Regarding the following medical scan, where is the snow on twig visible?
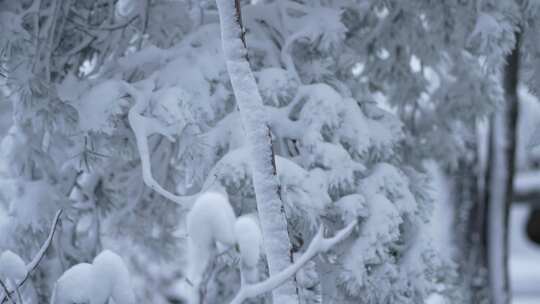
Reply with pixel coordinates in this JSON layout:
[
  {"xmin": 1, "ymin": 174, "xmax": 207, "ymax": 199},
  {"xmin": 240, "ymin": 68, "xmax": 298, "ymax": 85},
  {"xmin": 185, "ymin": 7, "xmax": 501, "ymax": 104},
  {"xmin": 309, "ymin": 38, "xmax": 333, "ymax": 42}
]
[
  {"xmin": 0, "ymin": 209, "xmax": 63, "ymax": 304},
  {"xmin": 229, "ymin": 220, "xmax": 357, "ymax": 304}
]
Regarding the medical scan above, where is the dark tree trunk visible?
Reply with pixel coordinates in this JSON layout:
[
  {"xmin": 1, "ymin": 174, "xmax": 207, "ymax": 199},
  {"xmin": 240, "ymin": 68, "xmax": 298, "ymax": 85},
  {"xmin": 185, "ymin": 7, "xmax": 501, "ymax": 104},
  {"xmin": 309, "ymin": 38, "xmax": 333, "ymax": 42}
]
[
  {"xmin": 450, "ymin": 142, "xmax": 490, "ymax": 303},
  {"xmin": 483, "ymin": 31, "xmax": 521, "ymax": 304},
  {"xmin": 526, "ymin": 208, "xmax": 540, "ymax": 245}
]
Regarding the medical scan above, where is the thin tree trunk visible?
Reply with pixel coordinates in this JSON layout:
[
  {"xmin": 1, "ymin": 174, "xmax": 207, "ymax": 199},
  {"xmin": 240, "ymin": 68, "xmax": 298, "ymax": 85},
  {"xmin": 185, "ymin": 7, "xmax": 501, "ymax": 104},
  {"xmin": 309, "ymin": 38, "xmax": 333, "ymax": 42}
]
[
  {"xmin": 485, "ymin": 31, "xmax": 521, "ymax": 304},
  {"xmin": 215, "ymin": 1, "xmax": 300, "ymax": 303},
  {"xmin": 450, "ymin": 150, "xmax": 490, "ymax": 303}
]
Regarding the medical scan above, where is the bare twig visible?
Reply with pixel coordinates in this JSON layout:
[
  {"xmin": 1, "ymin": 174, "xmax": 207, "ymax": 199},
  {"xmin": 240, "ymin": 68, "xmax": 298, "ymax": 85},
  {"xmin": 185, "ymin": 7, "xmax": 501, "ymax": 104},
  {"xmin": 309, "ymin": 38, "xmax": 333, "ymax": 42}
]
[
  {"xmin": 68, "ymin": 14, "xmax": 139, "ymax": 31},
  {"xmin": 0, "ymin": 210, "xmax": 63, "ymax": 304},
  {"xmin": 14, "ymin": 287, "xmax": 22, "ymax": 304},
  {"xmin": 0, "ymin": 280, "xmax": 14, "ymax": 304}
]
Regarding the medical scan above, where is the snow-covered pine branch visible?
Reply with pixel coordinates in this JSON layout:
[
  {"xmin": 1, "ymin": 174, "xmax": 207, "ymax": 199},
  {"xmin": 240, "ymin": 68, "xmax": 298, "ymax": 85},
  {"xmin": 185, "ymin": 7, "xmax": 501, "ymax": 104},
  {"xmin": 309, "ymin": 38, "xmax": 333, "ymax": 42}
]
[
  {"xmin": 0, "ymin": 209, "xmax": 62, "ymax": 304},
  {"xmin": 215, "ymin": 0, "xmax": 300, "ymax": 303},
  {"xmin": 229, "ymin": 220, "xmax": 357, "ymax": 304}
]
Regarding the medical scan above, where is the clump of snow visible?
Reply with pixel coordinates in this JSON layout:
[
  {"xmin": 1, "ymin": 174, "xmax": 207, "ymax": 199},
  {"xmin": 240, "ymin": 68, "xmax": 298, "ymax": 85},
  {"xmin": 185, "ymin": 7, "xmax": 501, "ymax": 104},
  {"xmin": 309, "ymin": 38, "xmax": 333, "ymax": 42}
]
[
  {"xmin": 0, "ymin": 250, "xmax": 26, "ymax": 284},
  {"xmin": 187, "ymin": 192, "xmax": 237, "ymax": 249},
  {"xmin": 235, "ymin": 215, "xmax": 262, "ymax": 268},
  {"xmin": 365, "ymin": 108, "xmax": 404, "ymax": 156},
  {"xmin": 74, "ymin": 80, "xmax": 128, "ymax": 135},
  {"xmin": 116, "ymin": 0, "xmax": 139, "ymax": 17},
  {"xmin": 51, "ymin": 263, "xmax": 96, "ymax": 304},
  {"xmin": 93, "ymin": 250, "xmax": 136, "ymax": 304},
  {"xmin": 51, "ymin": 250, "xmax": 135, "ymax": 304},
  {"xmin": 186, "ymin": 192, "xmax": 237, "ymax": 287},
  {"xmin": 235, "ymin": 215, "xmax": 262, "ymax": 283},
  {"xmin": 337, "ymin": 162, "xmax": 429, "ymax": 301},
  {"xmin": 8, "ymin": 180, "xmax": 59, "ymax": 231},
  {"xmin": 0, "ymin": 125, "xmax": 29, "ymax": 177},
  {"xmin": 333, "ymin": 194, "xmax": 369, "ymax": 223},
  {"xmin": 256, "ymin": 68, "xmax": 298, "ymax": 107},
  {"xmin": 470, "ymin": 12, "xmax": 504, "ymax": 46},
  {"xmin": 149, "ymin": 86, "xmax": 192, "ymax": 127},
  {"xmin": 337, "ymin": 97, "xmax": 371, "ymax": 157},
  {"xmin": 296, "ymin": 84, "xmax": 343, "ymax": 129},
  {"xmin": 56, "ymin": 73, "xmax": 90, "ymax": 102},
  {"xmin": 425, "ymin": 293, "xmax": 447, "ymax": 304},
  {"xmin": 360, "ymin": 163, "xmax": 417, "ymax": 215}
]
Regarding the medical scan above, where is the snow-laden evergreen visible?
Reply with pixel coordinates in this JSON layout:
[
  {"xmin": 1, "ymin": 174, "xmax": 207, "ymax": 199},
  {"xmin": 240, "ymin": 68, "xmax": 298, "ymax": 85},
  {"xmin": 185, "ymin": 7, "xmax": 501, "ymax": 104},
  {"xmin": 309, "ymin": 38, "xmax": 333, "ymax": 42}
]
[{"xmin": 1, "ymin": 0, "xmax": 539, "ymax": 303}]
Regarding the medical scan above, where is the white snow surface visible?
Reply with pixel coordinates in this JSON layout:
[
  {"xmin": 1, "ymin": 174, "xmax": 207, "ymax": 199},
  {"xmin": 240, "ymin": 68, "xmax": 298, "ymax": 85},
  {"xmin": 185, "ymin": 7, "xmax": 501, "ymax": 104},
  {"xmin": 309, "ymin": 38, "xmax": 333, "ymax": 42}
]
[
  {"xmin": 0, "ymin": 250, "xmax": 26, "ymax": 283},
  {"xmin": 235, "ymin": 215, "xmax": 262, "ymax": 268},
  {"xmin": 187, "ymin": 192, "xmax": 237, "ymax": 250},
  {"xmin": 185, "ymin": 192, "xmax": 236, "ymax": 289},
  {"xmin": 235, "ymin": 215, "xmax": 262, "ymax": 284},
  {"xmin": 51, "ymin": 250, "xmax": 135, "ymax": 304}
]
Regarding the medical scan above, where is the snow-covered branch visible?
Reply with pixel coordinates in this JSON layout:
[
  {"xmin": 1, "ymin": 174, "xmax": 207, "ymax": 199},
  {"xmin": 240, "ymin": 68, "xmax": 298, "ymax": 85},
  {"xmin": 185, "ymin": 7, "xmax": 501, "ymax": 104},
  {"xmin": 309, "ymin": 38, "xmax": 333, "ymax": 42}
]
[
  {"xmin": 216, "ymin": 0, "xmax": 301, "ymax": 302},
  {"xmin": 229, "ymin": 220, "xmax": 357, "ymax": 304},
  {"xmin": 123, "ymin": 81, "xmax": 195, "ymax": 208},
  {"xmin": 0, "ymin": 209, "xmax": 63, "ymax": 304}
]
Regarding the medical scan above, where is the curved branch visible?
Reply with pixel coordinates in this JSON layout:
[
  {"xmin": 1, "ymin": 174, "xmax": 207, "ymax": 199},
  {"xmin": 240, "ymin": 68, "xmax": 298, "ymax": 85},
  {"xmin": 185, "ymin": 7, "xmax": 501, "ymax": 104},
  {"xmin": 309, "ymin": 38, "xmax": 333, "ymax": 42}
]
[
  {"xmin": 280, "ymin": 30, "xmax": 304, "ymax": 82},
  {"xmin": 0, "ymin": 209, "xmax": 63, "ymax": 304},
  {"xmin": 123, "ymin": 81, "xmax": 195, "ymax": 208},
  {"xmin": 230, "ymin": 220, "xmax": 357, "ymax": 304}
]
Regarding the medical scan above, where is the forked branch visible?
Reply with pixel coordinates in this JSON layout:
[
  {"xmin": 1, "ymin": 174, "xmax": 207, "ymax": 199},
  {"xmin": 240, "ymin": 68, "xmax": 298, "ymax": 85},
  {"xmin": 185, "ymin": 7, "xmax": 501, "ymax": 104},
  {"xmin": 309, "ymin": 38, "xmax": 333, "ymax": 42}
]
[{"xmin": 229, "ymin": 220, "xmax": 357, "ymax": 304}]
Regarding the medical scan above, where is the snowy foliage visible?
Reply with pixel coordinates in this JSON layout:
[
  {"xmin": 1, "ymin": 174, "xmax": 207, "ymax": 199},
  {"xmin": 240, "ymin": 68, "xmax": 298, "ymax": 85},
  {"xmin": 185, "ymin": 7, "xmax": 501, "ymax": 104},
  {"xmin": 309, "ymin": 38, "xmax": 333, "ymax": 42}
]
[{"xmin": 1, "ymin": 0, "xmax": 533, "ymax": 303}]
